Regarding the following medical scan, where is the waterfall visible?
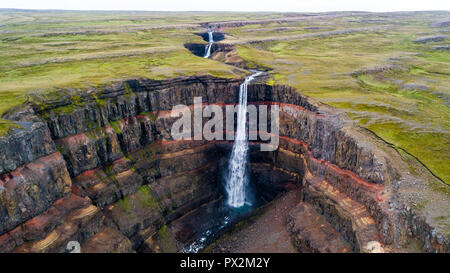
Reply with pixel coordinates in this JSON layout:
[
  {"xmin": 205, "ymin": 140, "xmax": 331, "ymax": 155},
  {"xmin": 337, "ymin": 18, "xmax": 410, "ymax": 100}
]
[
  {"xmin": 203, "ymin": 31, "xmax": 214, "ymax": 58},
  {"xmin": 225, "ymin": 71, "xmax": 262, "ymax": 208}
]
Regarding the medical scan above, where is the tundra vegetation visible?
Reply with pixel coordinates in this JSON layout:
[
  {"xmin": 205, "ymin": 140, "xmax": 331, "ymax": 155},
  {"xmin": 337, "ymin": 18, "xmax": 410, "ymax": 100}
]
[{"xmin": 0, "ymin": 9, "xmax": 449, "ymax": 183}]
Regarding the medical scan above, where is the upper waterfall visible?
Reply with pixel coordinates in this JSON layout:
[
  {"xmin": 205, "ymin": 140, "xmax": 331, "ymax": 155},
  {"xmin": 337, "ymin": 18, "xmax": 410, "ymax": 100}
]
[{"xmin": 203, "ymin": 30, "xmax": 214, "ymax": 58}]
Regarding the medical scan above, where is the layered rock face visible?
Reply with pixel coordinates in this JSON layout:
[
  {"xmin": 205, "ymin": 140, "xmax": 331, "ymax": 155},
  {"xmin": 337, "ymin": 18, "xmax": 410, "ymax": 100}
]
[{"xmin": 0, "ymin": 76, "xmax": 448, "ymax": 253}]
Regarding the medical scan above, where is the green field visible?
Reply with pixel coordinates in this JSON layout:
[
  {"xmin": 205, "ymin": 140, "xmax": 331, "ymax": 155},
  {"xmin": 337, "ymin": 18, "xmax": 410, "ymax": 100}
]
[{"xmin": 0, "ymin": 9, "xmax": 449, "ymax": 183}]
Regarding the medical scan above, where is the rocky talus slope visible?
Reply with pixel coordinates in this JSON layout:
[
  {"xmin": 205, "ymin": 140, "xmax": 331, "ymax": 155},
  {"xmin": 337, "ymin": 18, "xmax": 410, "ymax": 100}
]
[{"xmin": 0, "ymin": 76, "xmax": 448, "ymax": 252}]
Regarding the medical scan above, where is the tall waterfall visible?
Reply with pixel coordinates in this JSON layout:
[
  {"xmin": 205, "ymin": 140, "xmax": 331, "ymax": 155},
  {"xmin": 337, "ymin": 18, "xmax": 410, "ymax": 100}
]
[
  {"xmin": 225, "ymin": 71, "xmax": 262, "ymax": 208},
  {"xmin": 203, "ymin": 31, "xmax": 214, "ymax": 58}
]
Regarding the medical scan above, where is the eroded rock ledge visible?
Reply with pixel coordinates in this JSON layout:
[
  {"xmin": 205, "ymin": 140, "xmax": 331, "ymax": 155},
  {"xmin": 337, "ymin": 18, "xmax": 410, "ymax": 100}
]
[{"xmin": 0, "ymin": 75, "xmax": 448, "ymax": 253}]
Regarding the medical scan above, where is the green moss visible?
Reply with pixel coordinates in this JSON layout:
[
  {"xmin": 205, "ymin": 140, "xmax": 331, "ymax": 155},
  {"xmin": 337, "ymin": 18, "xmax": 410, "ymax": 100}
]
[
  {"xmin": 95, "ymin": 98, "xmax": 108, "ymax": 107},
  {"xmin": 104, "ymin": 164, "xmax": 115, "ymax": 177},
  {"xmin": 136, "ymin": 185, "xmax": 161, "ymax": 210},
  {"xmin": 110, "ymin": 120, "xmax": 121, "ymax": 134},
  {"xmin": 266, "ymin": 78, "xmax": 275, "ymax": 86},
  {"xmin": 157, "ymin": 225, "xmax": 177, "ymax": 253},
  {"xmin": 71, "ymin": 94, "xmax": 83, "ymax": 105},
  {"xmin": 85, "ymin": 126, "xmax": 108, "ymax": 140},
  {"xmin": 123, "ymin": 152, "xmax": 135, "ymax": 162},
  {"xmin": 0, "ymin": 119, "xmax": 22, "ymax": 136},
  {"xmin": 140, "ymin": 111, "xmax": 157, "ymax": 122},
  {"xmin": 52, "ymin": 104, "xmax": 77, "ymax": 115},
  {"xmin": 116, "ymin": 196, "xmax": 131, "ymax": 212},
  {"xmin": 122, "ymin": 82, "xmax": 136, "ymax": 100}
]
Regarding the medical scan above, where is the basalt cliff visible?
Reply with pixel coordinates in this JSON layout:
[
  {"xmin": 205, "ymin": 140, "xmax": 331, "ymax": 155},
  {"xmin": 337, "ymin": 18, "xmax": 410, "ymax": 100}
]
[{"xmin": 0, "ymin": 75, "xmax": 448, "ymax": 253}]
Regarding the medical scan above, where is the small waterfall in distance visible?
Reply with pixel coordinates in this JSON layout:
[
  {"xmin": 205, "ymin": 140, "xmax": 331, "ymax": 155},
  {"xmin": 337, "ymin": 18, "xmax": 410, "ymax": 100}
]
[
  {"xmin": 225, "ymin": 71, "xmax": 262, "ymax": 208},
  {"xmin": 203, "ymin": 30, "xmax": 214, "ymax": 58}
]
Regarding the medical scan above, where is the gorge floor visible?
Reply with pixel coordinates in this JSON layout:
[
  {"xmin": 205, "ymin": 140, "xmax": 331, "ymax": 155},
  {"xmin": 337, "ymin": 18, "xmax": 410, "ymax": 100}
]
[{"xmin": 206, "ymin": 190, "xmax": 299, "ymax": 253}]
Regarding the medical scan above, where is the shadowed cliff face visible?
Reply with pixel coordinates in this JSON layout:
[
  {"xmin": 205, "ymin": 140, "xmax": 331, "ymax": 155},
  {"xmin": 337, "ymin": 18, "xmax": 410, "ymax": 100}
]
[
  {"xmin": 0, "ymin": 76, "xmax": 448, "ymax": 253},
  {"xmin": 196, "ymin": 32, "xmax": 225, "ymax": 42},
  {"xmin": 184, "ymin": 43, "xmax": 206, "ymax": 57}
]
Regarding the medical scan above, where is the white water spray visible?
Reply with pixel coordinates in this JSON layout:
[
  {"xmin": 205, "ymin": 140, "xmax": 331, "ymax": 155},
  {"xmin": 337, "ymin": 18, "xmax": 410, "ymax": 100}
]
[
  {"xmin": 203, "ymin": 30, "xmax": 214, "ymax": 58},
  {"xmin": 226, "ymin": 71, "xmax": 262, "ymax": 208}
]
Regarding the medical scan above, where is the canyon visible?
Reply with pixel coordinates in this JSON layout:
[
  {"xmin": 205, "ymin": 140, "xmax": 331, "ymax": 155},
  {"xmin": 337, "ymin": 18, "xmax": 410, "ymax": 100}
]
[{"xmin": 0, "ymin": 71, "xmax": 448, "ymax": 253}]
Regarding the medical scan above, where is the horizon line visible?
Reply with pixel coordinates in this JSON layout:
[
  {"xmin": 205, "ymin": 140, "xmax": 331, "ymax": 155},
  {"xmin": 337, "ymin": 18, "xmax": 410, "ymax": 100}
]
[{"xmin": 1, "ymin": 7, "xmax": 449, "ymax": 13}]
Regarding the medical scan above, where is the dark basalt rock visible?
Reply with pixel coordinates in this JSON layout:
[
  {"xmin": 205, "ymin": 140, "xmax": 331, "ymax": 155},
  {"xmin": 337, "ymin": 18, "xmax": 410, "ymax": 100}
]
[
  {"xmin": 195, "ymin": 32, "xmax": 225, "ymax": 42},
  {"xmin": 413, "ymin": 35, "xmax": 447, "ymax": 44},
  {"xmin": 430, "ymin": 19, "xmax": 450, "ymax": 28},
  {"xmin": 0, "ymin": 121, "xmax": 56, "ymax": 174},
  {"xmin": 0, "ymin": 152, "xmax": 72, "ymax": 235},
  {"xmin": 184, "ymin": 43, "xmax": 206, "ymax": 57}
]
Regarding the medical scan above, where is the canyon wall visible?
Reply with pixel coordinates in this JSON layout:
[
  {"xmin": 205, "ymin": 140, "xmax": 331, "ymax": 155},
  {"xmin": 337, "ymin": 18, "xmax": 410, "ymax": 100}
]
[{"xmin": 0, "ymin": 76, "xmax": 448, "ymax": 253}]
